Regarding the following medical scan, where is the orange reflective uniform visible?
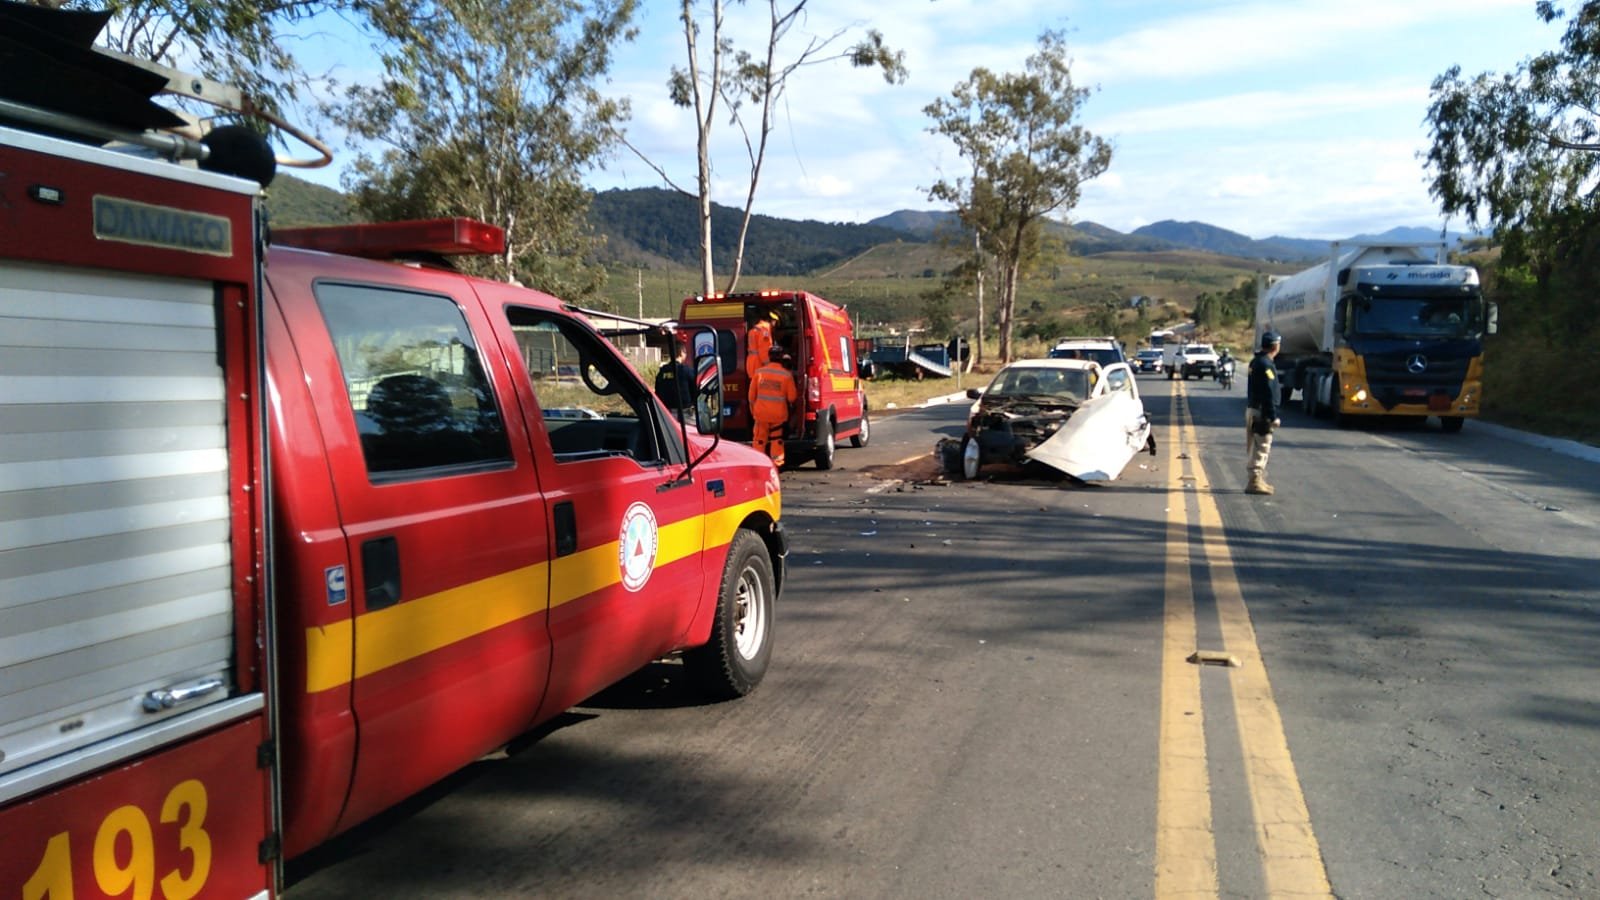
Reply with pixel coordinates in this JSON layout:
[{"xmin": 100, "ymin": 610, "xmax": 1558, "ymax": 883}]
[
  {"xmin": 745, "ymin": 319, "xmax": 774, "ymax": 379},
  {"xmin": 749, "ymin": 360, "xmax": 797, "ymax": 466}
]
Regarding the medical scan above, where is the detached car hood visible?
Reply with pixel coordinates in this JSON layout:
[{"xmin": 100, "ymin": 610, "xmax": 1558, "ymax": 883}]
[{"xmin": 1025, "ymin": 390, "xmax": 1151, "ymax": 481}]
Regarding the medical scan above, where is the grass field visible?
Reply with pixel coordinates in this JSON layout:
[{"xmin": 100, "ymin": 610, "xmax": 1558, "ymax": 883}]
[{"xmin": 596, "ymin": 242, "xmax": 1292, "ymax": 353}]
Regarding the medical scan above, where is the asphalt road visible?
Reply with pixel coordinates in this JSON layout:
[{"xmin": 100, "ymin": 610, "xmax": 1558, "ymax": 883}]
[{"xmin": 285, "ymin": 375, "xmax": 1599, "ymax": 898}]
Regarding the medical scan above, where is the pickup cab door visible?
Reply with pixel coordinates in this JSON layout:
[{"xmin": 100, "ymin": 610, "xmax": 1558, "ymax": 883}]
[
  {"xmin": 474, "ymin": 290, "xmax": 710, "ymax": 719},
  {"xmin": 282, "ymin": 269, "xmax": 553, "ymax": 834}
]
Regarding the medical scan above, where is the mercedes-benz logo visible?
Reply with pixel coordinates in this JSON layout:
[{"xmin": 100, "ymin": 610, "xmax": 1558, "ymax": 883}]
[{"xmin": 1406, "ymin": 354, "xmax": 1428, "ymax": 374}]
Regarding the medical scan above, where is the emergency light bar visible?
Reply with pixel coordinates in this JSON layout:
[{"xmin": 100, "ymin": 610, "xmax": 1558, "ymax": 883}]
[
  {"xmin": 272, "ymin": 217, "xmax": 506, "ymax": 259},
  {"xmin": 690, "ymin": 289, "xmax": 793, "ymax": 302}
]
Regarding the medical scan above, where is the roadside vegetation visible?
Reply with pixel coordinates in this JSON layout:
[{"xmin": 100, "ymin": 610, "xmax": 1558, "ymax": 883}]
[{"xmin": 1423, "ymin": 1, "xmax": 1600, "ymax": 446}]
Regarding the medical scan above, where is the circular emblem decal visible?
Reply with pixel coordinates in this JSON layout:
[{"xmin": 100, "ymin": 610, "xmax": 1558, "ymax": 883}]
[
  {"xmin": 618, "ymin": 502, "xmax": 659, "ymax": 592},
  {"xmin": 1406, "ymin": 354, "xmax": 1429, "ymax": 374}
]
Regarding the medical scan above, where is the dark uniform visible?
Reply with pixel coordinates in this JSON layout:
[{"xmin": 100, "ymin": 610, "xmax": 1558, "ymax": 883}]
[
  {"xmin": 1245, "ymin": 332, "xmax": 1282, "ymax": 494},
  {"xmin": 654, "ymin": 357, "xmax": 695, "ymax": 414}
]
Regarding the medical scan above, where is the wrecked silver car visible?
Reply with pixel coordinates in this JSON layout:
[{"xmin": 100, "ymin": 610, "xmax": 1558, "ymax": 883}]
[{"xmin": 937, "ymin": 358, "xmax": 1154, "ymax": 482}]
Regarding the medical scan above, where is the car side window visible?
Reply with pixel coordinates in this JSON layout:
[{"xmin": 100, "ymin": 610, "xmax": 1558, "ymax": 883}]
[
  {"xmin": 315, "ymin": 282, "xmax": 512, "ymax": 479},
  {"xmin": 505, "ymin": 307, "xmax": 670, "ymax": 464}
]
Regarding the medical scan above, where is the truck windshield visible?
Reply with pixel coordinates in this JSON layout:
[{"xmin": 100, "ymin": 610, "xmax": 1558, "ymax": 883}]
[{"xmin": 1352, "ymin": 297, "xmax": 1477, "ymax": 338}]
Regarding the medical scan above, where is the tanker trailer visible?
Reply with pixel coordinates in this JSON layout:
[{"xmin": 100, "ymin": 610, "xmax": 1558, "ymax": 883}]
[{"xmin": 1255, "ymin": 242, "xmax": 1496, "ymax": 432}]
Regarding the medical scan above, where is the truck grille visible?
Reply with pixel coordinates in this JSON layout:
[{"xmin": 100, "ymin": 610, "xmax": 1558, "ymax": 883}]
[{"xmin": 1364, "ymin": 351, "xmax": 1469, "ymax": 384}]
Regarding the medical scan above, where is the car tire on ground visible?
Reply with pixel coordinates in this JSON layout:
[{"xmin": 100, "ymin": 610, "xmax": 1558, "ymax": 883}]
[
  {"xmin": 850, "ymin": 410, "xmax": 870, "ymax": 448},
  {"xmin": 814, "ymin": 412, "xmax": 836, "ymax": 469},
  {"xmin": 960, "ymin": 435, "xmax": 981, "ymax": 481},
  {"xmin": 684, "ymin": 529, "xmax": 775, "ymax": 699}
]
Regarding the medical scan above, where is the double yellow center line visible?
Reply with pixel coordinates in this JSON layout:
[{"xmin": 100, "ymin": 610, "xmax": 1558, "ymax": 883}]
[{"xmin": 1156, "ymin": 383, "xmax": 1332, "ymax": 898}]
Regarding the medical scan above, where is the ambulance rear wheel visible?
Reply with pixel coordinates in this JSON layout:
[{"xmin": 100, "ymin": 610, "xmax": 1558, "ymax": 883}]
[
  {"xmin": 850, "ymin": 411, "xmax": 870, "ymax": 448},
  {"xmin": 685, "ymin": 529, "xmax": 774, "ymax": 699},
  {"xmin": 814, "ymin": 413, "xmax": 836, "ymax": 470}
]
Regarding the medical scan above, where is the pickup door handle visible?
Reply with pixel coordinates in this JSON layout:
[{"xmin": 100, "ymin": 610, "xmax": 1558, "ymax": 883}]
[
  {"xmin": 143, "ymin": 677, "xmax": 225, "ymax": 712},
  {"xmin": 554, "ymin": 501, "xmax": 578, "ymax": 557},
  {"xmin": 363, "ymin": 536, "xmax": 401, "ymax": 610}
]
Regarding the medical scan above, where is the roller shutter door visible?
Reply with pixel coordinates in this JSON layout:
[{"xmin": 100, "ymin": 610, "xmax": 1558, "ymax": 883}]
[{"xmin": 0, "ymin": 261, "xmax": 234, "ymax": 777}]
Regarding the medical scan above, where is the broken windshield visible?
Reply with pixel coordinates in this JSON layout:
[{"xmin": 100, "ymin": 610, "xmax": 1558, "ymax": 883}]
[{"xmin": 986, "ymin": 367, "xmax": 1090, "ymax": 404}]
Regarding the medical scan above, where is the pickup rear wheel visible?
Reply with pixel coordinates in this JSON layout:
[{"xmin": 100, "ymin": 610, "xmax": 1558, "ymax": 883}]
[{"xmin": 685, "ymin": 529, "xmax": 774, "ymax": 699}]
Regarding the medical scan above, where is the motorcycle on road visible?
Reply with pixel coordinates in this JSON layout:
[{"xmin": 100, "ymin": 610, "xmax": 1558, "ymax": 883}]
[{"xmin": 1217, "ymin": 358, "xmax": 1236, "ymax": 390}]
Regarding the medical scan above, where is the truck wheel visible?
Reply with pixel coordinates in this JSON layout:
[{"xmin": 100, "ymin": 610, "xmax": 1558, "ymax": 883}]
[
  {"xmin": 1440, "ymin": 416, "xmax": 1465, "ymax": 434},
  {"xmin": 850, "ymin": 410, "xmax": 870, "ymax": 448},
  {"xmin": 814, "ymin": 413, "xmax": 836, "ymax": 469},
  {"xmin": 684, "ymin": 529, "xmax": 774, "ymax": 699},
  {"xmin": 960, "ymin": 435, "xmax": 982, "ymax": 481},
  {"xmin": 1305, "ymin": 372, "xmax": 1325, "ymax": 417}
]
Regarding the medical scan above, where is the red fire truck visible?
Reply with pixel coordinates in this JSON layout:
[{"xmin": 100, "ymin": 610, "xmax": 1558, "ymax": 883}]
[{"xmin": 2, "ymin": 18, "xmax": 785, "ymax": 897}]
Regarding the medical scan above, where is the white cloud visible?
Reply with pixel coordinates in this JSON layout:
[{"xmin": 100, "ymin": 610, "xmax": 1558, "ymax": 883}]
[
  {"xmin": 1089, "ymin": 79, "xmax": 1429, "ymax": 136},
  {"xmin": 1074, "ymin": 0, "xmax": 1540, "ymax": 85}
]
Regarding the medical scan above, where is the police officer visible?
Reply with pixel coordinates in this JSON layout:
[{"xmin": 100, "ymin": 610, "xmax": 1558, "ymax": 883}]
[
  {"xmin": 1246, "ymin": 330, "xmax": 1282, "ymax": 495},
  {"xmin": 654, "ymin": 342, "xmax": 695, "ymax": 416}
]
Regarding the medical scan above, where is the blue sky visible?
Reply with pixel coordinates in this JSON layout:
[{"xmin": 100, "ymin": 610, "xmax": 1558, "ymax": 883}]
[{"xmin": 293, "ymin": 1, "xmax": 1559, "ymax": 240}]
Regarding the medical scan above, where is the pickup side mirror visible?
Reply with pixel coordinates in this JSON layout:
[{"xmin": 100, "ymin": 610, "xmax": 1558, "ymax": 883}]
[
  {"xmin": 966, "ymin": 387, "xmax": 983, "ymax": 400},
  {"xmin": 694, "ymin": 343, "xmax": 724, "ymax": 435}
]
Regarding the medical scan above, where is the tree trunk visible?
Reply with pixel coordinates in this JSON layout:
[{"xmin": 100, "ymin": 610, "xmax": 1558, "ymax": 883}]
[
  {"xmin": 682, "ymin": 0, "xmax": 723, "ymax": 297},
  {"xmin": 998, "ymin": 259, "xmax": 1020, "ymax": 363},
  {"xmin": 975, "ymin": 266, "xmax": 986, "ymax": 366}
]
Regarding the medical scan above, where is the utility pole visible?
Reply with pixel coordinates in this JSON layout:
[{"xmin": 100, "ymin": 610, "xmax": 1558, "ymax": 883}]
[{"xmin": 637, "ymin": 267, "xmax": 644, "ymax": 319}]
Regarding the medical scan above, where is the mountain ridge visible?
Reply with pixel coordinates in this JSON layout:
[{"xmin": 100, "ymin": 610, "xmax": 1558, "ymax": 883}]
[{"xmin": 263, "ymin": 177, "xmax": 1470, "ymax": 268}]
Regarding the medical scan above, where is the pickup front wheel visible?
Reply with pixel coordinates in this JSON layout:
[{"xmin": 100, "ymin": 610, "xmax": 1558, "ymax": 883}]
[{"xmin": 685, "ymin": 529, "xmax": 775, "ymax": 699}]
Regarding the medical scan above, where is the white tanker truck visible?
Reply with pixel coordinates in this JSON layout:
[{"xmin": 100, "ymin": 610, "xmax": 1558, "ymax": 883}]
[{"xmin": 1255, "ymin": 242, "xmax": 1497, "ymax": 432}]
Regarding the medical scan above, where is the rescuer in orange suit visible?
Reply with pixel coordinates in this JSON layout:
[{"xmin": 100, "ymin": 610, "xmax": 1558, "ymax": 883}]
[
  {"xmin": 750, "ymin": 346, "xmax": 797, "ymax": 467},
  {"xmin": 745, "ymin": 307, "xmax": 779, "ymax": 380}
]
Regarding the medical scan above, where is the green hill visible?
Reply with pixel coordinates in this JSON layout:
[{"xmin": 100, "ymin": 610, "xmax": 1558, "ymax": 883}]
[
  {"xmin": 264, "ymin": 173, "xmax": 355, "ymax": 227},
  {"xmin": 588, "ymin": 188, "xmax": 908, "ymax": 275}
]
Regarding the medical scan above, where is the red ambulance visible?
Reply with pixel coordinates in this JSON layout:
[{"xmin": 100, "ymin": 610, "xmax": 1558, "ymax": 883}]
[
  {"xmin": 679, "ymin": 289, "xmax": 870, "ymax": 469},
  {"xmin": 1, "ymin": 35, "xmax": 785, "ymax": 898}
]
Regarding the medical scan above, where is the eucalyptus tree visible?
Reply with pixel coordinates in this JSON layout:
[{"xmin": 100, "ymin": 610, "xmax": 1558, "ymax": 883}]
[
  {"xmin": 51, "ymin": 0, "xmax": 345, "ymax": 126},
  {"xmin": 331, "ymin": 0, "xmax": 636, "ymax": 300},
  {"xmin": 925, "ymin": 30, "xmax": 1110, "ymax": 363},
  {"xmin": 647, "ymin": 1, "xmax": 905, "ymax": 296},
  {"xmin": 1425, "ymin": 1, "xmax": 1600, "ymax": 268}
]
